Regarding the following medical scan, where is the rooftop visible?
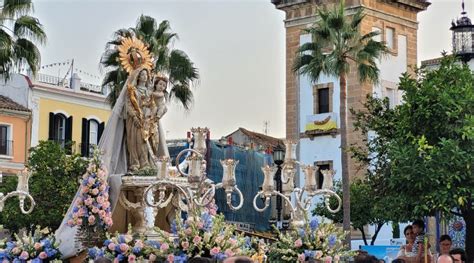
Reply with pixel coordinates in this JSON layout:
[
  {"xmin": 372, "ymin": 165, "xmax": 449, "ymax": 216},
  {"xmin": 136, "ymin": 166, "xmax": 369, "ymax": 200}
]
[{"xmin": 0, "ymin": 95, "xmax": 30, "ymax": 112}]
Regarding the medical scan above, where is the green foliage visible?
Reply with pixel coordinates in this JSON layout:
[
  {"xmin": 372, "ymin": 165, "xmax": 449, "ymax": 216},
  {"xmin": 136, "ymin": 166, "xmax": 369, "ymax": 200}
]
[
  {"xmin": 0, "ymin": 0, "xmax": 46, "ymax": 79},
  {"xmin": 0, "ymin": 140, "xmax": 87, "ymax": 233},
  {"xmin": 101, "ymin": 15, "xmax": 199, "ymax": 109},
  {"xmin": 312, "ymin": 180, "xmax": 389, "ymax": 245},
  {"xmin": 350, "ymin": 55, "xmax": 474, "ymax": 256}
]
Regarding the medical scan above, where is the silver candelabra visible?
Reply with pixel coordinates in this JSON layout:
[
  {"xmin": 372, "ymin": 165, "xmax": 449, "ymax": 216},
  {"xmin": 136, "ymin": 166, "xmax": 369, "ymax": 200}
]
[
  {"xmin": 0, "ymin": 169, "xmax": 35, "ymax": 214},
  {"xmin": 144, "ymin": 127, "xmax": 244, "ymax": 219},
  {"xmin": 253, "ymin": 140, "xmax": 341, "ymax": 228}
]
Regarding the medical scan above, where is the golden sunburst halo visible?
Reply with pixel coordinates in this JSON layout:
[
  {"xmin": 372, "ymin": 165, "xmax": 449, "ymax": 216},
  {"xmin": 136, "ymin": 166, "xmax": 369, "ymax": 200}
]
[{"xmin": 117, "ymin": 37, "xmax": 153, "ymax": 74}]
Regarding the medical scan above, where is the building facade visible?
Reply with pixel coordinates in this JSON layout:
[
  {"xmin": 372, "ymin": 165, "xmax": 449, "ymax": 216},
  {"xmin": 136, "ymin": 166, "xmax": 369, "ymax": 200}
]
[
  {"xmin": 0, "ymin": 73, "xmax": 111, "ymax": 157},
  {"xmin": 0, "ymin": 96, "xmax": 32, "ymax": 175}
]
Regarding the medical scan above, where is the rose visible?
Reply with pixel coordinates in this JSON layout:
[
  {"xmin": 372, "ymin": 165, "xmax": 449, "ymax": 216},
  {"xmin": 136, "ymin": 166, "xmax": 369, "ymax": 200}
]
[
  {"xmin": 160, "ymin": 243, "xmax": 169, "ymax": 251},
  {"xmin": 39, "ymin": 251, "xmax": 48, "ymax": 259},
  {"xmin": 11, "ymin": 247, "xmax": 20, "ymax": 255},
  {"xmin": 108, "ymin": 243, "xmax": 116, "ymax": 251},
  {"xmin": 19, "ymin": 251, "xmax": 29, "ymax": 260},
  {"xmin": 67, "ymin": 219, "xmax": 74, "ymax": 226},
  {"xmin": 181, "ymin": 241, "xmax": 189, "ymax": 250},
  {"xmin": 91, "ymin": 188, "xmax": 99, "ymax": 195},
  {"xmin": 34, "ymin": 242, "xmax": 42, "ymax": 250},
  {"xmin": 149, "ymin": 254, "xmax": 157, "ymax": 261},
  {"xmin": 315, "ymin": 250, "xmax": 323, "ymax": 259},
  {"xmin": 167, "ymin": 254, "xmax": 175, "ymax": 262},
  {"xmin": 294, "ymin": 238, "xmax": 303, "ymax": 248},
  {"xmin": 88, "ymin": 215, "xmax": 96, "ymax": 225},
  {"xmin": 92, "ymin": 207, "xmax": 99, "ymax": 214},
  {"xmin": 224, "ymin": 249, "xmax": 234, "ymax": 257},
  {"xmin": 298, "ymin": 253, "xmax": 306, "ymax": 262},
  {"xmin": 210, "ymin": 246, "xmax": 221, "ymax": 256},
  {"xmin": 325, "ymin": 256, "xmax": 333, "ymax": 263},
  {"xmin": 128, "ymin": 254, "xmax": 136, "ymax": 262},
  {"xmin": 119, "ymin": 243, "xmax": 129, "ymax": 252},
  {"xmin": 193, "ymin": 235, "xmax": 202, "ymax": 245}
]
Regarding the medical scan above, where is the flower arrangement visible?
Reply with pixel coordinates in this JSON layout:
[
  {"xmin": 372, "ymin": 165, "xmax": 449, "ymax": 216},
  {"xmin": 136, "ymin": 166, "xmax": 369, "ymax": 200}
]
[
  {"xmin": 0, "ymin": 226, "xmax": 62, "ymax": 262},
  {"xmin": 88, "ymin": 229, "xmax": 165, "ymax": 262},
  {"xmin": 267, "ymin": 217, "xmax": 354, "ymax": 262},
  {"xmin": 152, "ymin": 203, "xmax": 251, "ymax": 262},
  {"xmin": 67, "ymin": 148, "xmax": 112, "ymax": 229}
]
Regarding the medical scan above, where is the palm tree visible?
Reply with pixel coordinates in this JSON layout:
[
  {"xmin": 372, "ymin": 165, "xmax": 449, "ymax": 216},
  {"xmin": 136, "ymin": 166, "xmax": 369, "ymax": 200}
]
[
  {"xmin": 0, "ymin": 0, "xmax": 46, "ymax": 79},
  {"xmin": 101, "ymin": 15, "xmax": 198, "ymax": 108},
  {"xmin": 293, "ymin": 0, "xmax": 387, "ymax": 244}
]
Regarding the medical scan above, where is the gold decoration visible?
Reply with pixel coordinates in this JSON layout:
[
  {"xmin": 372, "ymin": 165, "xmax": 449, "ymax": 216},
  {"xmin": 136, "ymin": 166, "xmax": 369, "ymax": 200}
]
[{"xmin": 117, "ymin": 37, "xmax": 153, "ymax": 74}]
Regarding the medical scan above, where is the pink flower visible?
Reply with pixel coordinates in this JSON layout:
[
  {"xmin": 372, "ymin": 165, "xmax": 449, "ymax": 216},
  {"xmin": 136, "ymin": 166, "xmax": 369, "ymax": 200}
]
[
  {"xmin": 113, "ymin": 258, "xmax": 119, "ymax": 263},
  {"xmin": 181, "ymin": 241, "xmax": 189, "ymax": 250},
  {"xmin": 39, "ymin": 251, "xmax": 48, "ymax": 259},
  {"xmin": 99, "ymin": 184, "xmax": 106, "ymax": 192},
  {"xmin": 229, "ymin": 238, "xmax": 237, "ymax": 246},
  {"xmin": 102, "ymin": 201, "xmax": 110, "ymax": 209},
  {"xmin": 119, "ymin": 243, "xmax": 129, "ymax": 252},
  {"xmin": 108, "ymin": 243, "xmax": 116, "ymax": 251},
  {"xmin": 167, "ymin": 254, "xmax": 175, "ymax": 262},
  {"xmin": 76, "ymin": 199, "xmax": 83, "ymax": 205},
  {"xmin": 225, "ymin": 249, "xmax": 234, "ymax": 257},
  {"xmin": 128, "ymin": 254, "xmax": 136, "ymax": 262},
  {"xmin": 325, "ymin": 256, "xmax": 333, "ymax": 263},
  {"xmin": 88, "ymin": 215, "xmax": 96, "ymax": 225},
  {"xmin": 67, "ymin": 219, "xmax": 74, "ymax": 226},
  {"xmin": 160, "ymin": 243, "xmax": 169, "ymax": 251},
  {"xmin": 210, "ymin": 247, "xmax": 221, "ymax": 256},
  {"xmin": 91, "ymin": 188, "xmax": 99, "ymax": 195},
  {"xmin": 197, "ymin": 222, "xmax": 204, "ymax": 229},
  {"xmin": 298, "ymin": 253, "xmax": 306, "ymax": 262},
  {"xmin": 34, "ymin": 242, "xmax": 42, "ymax": 250},
  {"xmin": 81, "ymin": 186, "xmax": 89, "ymax": 193},
  {"xmin": 193, "ymin": 235, "xmax": 202, "ymax": 245},
  {"xmin": 209, "ymin": 208, "xmax": 217, "ymax": 216},
  {"xmin": 85, "ymin": 198, "xmax": 93, "ymax": 206},
  {"xmin": 294, "ymin": 238, "xmax": 303, "ymax": 248},
  {"xmin": 149, "ymin": 254, "xmax": 157, "ymax": 261},
  {"xmin": 11, "ymin": 247, "xmax": 20, "ymax": 255},
  {"xmin": 92, "ymin": 207, "xmax": 99, "ymax": 213},
  {"xmin": 77, "ymin": 218, "xmax": 83, "ymax": 225},
  {"xmin": 88, "ymin": 177, "xmax": 95, "ymax": 186},
  {"xmin": 19, "ymin": 251, "xmax": 29, "ymax": 260}
]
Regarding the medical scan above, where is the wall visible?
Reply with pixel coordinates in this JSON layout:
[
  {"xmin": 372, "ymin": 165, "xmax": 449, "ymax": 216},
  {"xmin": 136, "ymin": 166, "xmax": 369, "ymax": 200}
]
[
  {"xmin": 0, "ymin": 113, "xmax": 31, "ymax": 174},
  {"xmin": 37, "ymin": 97, "xmax": 110, "ymax": 153}
]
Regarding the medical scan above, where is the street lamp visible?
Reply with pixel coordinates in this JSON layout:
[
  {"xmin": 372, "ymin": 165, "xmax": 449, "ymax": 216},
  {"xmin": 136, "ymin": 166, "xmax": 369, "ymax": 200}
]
[
  {"xmin": 253, "ymin": 140, "xmax": 341, "ymax": 229},
  {"xmin": 272, "ymin": 144, "xmax": 284, "ymax": 228}
]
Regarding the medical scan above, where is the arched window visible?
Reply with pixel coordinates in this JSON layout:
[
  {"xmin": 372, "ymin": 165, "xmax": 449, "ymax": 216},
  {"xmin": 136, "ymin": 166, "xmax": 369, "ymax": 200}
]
[
  {"xmin": 81, "ymin": 118, "xmax": 105, "ymax": 157},
  {"xmin": 89, "ymin": 120, "xmax": 99, "ymax": 146},
  {"xmin": 53, "ymin": 114, "xmax": 66, "ymax": 146},
  {"xmin": 48, "ymin": 112, "xmax": 73, "ymax": 153}
]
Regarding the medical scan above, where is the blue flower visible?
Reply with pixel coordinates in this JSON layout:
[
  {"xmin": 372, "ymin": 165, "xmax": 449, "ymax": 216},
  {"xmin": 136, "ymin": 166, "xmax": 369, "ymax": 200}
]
[
  {"xmin": 132, "ymin": 247, "xmax": 141, "ymax": 254},
  {"xmin": 145, "ymin": 240, "xmax": 161, "ymax": 249},
  {"xmin": 298, "ymin": 228, "xmax": 305, "ymax": 238},
  {"xmin": 103, "ymin": 240, "xmax": 111, "ymax": 247},
  {"xmin": 45, "ymin": 247, "xmax": 58, "ymax": 257},
  {"xmin": 215, "ymin": 253, "xmax": 226, "ymax": 260},
  {"xmin": 6, "ymin": 241, "xmax": 15, "ymax": 250},
  {"xmin": 41, "ymin": 239, "xmax": 51, "ymax": 248},
  {"xmin": 309, "ymin": 218, "xmax": 319, "ymax": 230},
  {"xmin": 304, "ymin": 250, "xmax": 316, "ymax": 258},
  {"xmin": 171, "ymin": 220, "xmax": 177, "ymax": 234},
  {"xmin": 31, "ymin": 258, "xmax": 41, "ymax": 263},
  {"xmin": 175, "ymin": 254, "xmax": 188, "ymax": 263},
  {"xmin": 328, "ymin": 234, "xmax": 337, "ymax": 248},
  {"xmin": 118, "ymin": 235, "xmax": 125, "ymax": 243},
  {"xmin": 88, "ymin": 247, "xmax": 100, "ymax": 258},
  {"xmin": 116, "ymin": 254, "xmax": 124, "ymax": 261}
]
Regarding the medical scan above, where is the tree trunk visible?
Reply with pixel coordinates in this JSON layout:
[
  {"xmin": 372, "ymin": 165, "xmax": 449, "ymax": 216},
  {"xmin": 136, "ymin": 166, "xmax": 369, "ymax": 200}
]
[
  {"xmin": 358, "ymin": 227, "xmax": 368, "ymax": 245},
  {"xmin": 340, "ymin": 74, "xmax": 351, "ymax": 246},
  {"xmin": 463, "ymin": 209, "xmax": 474, "ymax": 263},
  {"xmin": 371, "ymin": 223, "xmax": 384, "ymax": 245}
]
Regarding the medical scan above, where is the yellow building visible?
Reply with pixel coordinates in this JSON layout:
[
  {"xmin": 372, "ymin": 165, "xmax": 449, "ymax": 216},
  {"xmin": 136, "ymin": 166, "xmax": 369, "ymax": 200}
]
[{"xmin": 0, "ymin": 73, "xmax": 111, "ymax": 157}]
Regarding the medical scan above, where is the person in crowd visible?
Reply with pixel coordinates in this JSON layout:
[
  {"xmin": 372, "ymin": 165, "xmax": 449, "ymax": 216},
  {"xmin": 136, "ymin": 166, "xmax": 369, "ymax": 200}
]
[
  {"xmin": 449, "ymin": 248, "xmax": 467, "ymax": 263},
  {"xmin": 412, "ymin": 219, "xmax": 426, "ymax": 255},
  {"xmin": 398, "ymin": 225, "xmax": 416, "ymax": 257},
  {"xmin": 439, "ymin": 235, "xmax": 453, "ymax": 255},
  {"xmin": 438, "ymin": 254, "xmax": 455, "ymax": 263}
]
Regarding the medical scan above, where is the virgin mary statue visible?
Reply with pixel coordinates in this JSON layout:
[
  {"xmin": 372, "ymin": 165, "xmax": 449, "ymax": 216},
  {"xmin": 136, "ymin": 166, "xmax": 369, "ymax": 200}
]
[{"xmin": 55, "ymin": 37, "xmax": 169, "ymax": 258}]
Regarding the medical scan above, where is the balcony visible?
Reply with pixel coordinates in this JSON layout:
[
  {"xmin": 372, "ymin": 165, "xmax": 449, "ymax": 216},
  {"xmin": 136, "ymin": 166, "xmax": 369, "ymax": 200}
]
[
  {"xmin": 303, "ymin": 112, "xmax": 338, "ymax": 139},
  {"xmin": 0, "ymin": 140, "xmax": 13, "ymax": 157},
  {"xmin": 34, "ymin": 73, "xmax": 103, "ymax": 95}
]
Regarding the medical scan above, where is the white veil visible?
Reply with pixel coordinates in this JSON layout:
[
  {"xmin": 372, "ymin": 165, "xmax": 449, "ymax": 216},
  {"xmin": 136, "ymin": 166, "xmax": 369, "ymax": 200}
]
[{"xmin": 55, "ymin": 71, "xmax": 134, "ymax": 258}]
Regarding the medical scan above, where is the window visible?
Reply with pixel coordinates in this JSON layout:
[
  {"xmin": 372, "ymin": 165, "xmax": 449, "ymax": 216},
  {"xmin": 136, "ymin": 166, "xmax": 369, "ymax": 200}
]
[
  {"xmin": 313, "ymin": 83, "xmax": 333, "ymax": 114},
  {"xmin": 372, "ymin": 27, "xmax": 382, "ymax": 42},
  {"xmin": 315, "ymin": 160, "xmax": 333, "ymax": 189},
  {"xmin": 0, "ymin": 125, "xmax": 11, "ymax": 156},
  {"xmin": 385, "ymin": 27, "xmax": 395, "ymax": 50},
  {"xmin": 385, "ymin": 87, "xmax": 396, "ymax": 108},
  {"xmin": 53, "ymin": 114, "xmax": 66, "ymax": 147},
  {"xmin": 49, "ymin": 112, "xmax": 73, "ymax": 153},
  {"xmin": 318, "ymin": 88, "xmax": 330, "ymax": 113},
  {"xmin": 81, "ymin": 118, "xmax": 105, "ymax": 157}
]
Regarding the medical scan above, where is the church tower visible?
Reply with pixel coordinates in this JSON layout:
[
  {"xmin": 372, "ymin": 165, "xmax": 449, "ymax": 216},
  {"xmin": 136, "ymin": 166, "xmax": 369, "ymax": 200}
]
[{"xmin": 272, "ymin": 0, "xmax": 430, "ymax": 183}]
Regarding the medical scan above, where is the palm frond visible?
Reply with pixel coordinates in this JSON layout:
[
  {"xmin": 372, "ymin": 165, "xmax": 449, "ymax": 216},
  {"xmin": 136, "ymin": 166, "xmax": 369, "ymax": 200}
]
[
  {"xmin": 103, "ymin": 69, "xmax": 127, "ymax": 107},
  {"xmin": 350, "ymin": 8, "xmax": 365, "ymax": 29},
  {"xmin": 13, "ymin": 37, "xmax": 40, "ymax": 74},
  {"xmin": 13, "ymin": 15, "xmax": 46, "ymax": 44},
  {"xmin": 0, "ymin": 28, "xmax": 14, "ymax": 79},
  {"xmin": 168, "ymin": 49, "xmax": 199, "ymax": 84},
  {"xmin": 169, "ymin": 83, "xmax": 193, "ymax": 110},
  {"xmin": 100, "ymin": 49, "xmax": 120, "ymax": 69},
  {"xmin": 1, "ymin": 0, "xmax": 33, "ymax": 19},
  {"xmin": 357, "ymin": 61, "xmax": 380, "ymax": 84}
]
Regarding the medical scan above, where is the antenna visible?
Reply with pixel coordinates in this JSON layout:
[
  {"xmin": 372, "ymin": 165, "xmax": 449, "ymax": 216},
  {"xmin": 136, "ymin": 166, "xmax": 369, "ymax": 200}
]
[
  {"xmin": 263, "ymin": 121, "xmax": 270, "ymax": 135},
  {"xmin": 462, "ymin": 0, "xmax": 466, "ymax": 15}
]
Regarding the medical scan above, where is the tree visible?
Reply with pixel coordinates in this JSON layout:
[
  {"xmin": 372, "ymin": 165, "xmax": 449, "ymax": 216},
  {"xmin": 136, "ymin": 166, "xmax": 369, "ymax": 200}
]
[
  {"xmin": 0, "ymin": 0, "xmax": 46, "ymax": 79},
  {"xmin": 313, "ymin": 180, "xmax": 390, "ymax": 245},
  {"xmin": 352, "ymin": 56, "xmax": 474, "ymax": 260},
  {"xmin": 101, "ymin": 15, "xmax": 199, "ymax": 108},
  {"xmin": 0, "ymin": 141, "xmax": 87, "ymax": 232},
  {"xmin": 293, "ymin": 0, "xmax": 387, "ymax": 243}
]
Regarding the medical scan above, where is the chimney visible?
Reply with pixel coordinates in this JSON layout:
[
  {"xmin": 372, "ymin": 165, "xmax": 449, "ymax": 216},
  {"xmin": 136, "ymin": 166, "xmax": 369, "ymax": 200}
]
[{"xmin": 70, "ymin": 73, "xmax": 81, "ymax": 91}]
